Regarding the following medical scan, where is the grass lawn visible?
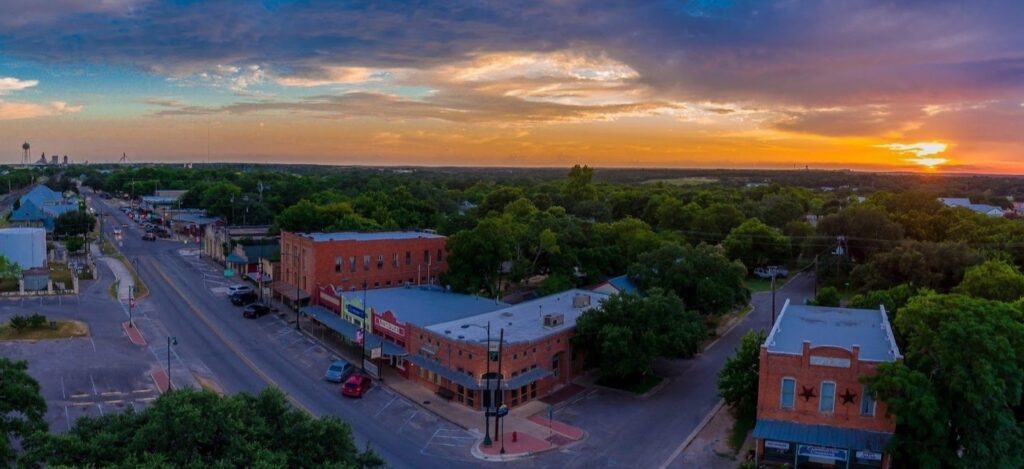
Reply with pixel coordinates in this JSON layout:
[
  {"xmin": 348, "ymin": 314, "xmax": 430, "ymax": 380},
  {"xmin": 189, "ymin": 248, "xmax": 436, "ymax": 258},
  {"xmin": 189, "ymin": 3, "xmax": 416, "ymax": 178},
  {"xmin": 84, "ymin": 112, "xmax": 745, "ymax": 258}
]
[
  {"xmin": 49, "ymin": 262, "xmax": 74, "ymax": 288},
  {"xmin": 0, "ymin": 277, "xmax": 18, "ymax": 292},
  {"xmin": 596, "ymin": 374, "xmax": 664, "ymax": 394},
  {"xmin": 101, "ymin": 237, "xmax": 117, "ymax": 255},
  {"xmin": 0, "ymin": 320, "xmax": 90, "ymax": 341}
]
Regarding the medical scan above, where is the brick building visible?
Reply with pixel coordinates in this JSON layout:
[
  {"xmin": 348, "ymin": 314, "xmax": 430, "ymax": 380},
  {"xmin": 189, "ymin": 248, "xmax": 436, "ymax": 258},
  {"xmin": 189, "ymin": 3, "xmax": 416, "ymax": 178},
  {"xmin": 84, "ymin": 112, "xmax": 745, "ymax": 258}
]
[
  {"xmin": 278, "ymin": 231, "xmax": 448, "ymax": 304},
  {"xmin": 403, "ymin": 289, "xmax": 607, "ymax": 411},
  {"xmin": 753, "ymin": 301, "xmax": 901, "ymax": 468}
]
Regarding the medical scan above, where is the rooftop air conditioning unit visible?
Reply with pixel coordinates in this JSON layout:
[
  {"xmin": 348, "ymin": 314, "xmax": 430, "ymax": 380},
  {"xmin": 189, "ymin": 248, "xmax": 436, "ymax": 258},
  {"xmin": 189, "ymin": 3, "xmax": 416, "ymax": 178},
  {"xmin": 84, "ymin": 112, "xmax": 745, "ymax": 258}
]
[
  {"xmin": 543, "ymin": 313, "xmax": 565, "ymax": 328},
  {"xmin": 572, "ymin": 294, "xmax": 591, "ymax": 308}
]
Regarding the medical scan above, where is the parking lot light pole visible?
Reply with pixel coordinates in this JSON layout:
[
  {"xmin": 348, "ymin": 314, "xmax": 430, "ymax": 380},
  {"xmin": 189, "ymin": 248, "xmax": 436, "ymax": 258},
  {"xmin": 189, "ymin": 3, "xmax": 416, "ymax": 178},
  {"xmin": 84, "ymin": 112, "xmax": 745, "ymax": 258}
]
[
  {"xmin": 495, "ymin": 327, "xmax": 505, "ymax": 451},
  {"xmin": 128, "ymin": 285, "xmax": 134, "ymax": 328},
  {"xmin": 462, "ymin": 321, "xmax": 492, "ymax": 446},
  {"xmin": 167, "ymin": 336, "xmax": 177, "ymax": 391}
]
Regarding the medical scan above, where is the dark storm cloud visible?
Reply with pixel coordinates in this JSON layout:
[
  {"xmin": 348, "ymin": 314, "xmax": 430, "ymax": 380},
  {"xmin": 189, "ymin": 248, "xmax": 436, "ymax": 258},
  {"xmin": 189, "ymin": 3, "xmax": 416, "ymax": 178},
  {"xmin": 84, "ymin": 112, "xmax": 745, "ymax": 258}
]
[{"xmin": 2, "ymin": 0, "xmax": 1023, "ymax": 106}]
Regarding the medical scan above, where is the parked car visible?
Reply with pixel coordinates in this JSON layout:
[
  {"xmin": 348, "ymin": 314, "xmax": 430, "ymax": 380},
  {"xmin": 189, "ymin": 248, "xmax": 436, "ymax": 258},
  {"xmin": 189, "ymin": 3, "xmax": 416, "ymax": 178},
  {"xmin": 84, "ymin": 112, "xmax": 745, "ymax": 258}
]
[
  {"xmin": 228, "ymin": 284, "xmax": 255, "ymax": 296},
  {"xmin": 324, "ymin": 359, "xmax": 356, "ymax": 383},
  {"xmin": 113, "ymin": 228, "xmax": 122, "ymax": 236},
  {"xmin": 341, "ymin": 374, "xmax": 372, "ymax": 398},
  {"xmin": 141, "ymin": 232, "xmax": 156, "ymax": 241},
  {"xmin": 230, "ymin": 290, "xmax": 258, "ymax": 306},
  {"xmin": 155, "ymin": 229, "xmax": 171, "ymax": 238},
  {"xmin": 242, "ymin": 303, "xmax": 272, "ymax": 319},
  {"xmin": 753, "ymin": 266, "xmax": 789, "ymax": 279}
]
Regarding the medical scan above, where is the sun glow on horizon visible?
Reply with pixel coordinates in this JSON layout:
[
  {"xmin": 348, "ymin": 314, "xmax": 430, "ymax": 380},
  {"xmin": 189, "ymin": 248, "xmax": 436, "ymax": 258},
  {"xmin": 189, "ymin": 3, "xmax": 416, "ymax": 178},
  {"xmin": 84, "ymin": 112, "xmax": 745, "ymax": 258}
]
[{"xmin": 876, "ymin": 141, "xmax": 950, "ymax": 170}]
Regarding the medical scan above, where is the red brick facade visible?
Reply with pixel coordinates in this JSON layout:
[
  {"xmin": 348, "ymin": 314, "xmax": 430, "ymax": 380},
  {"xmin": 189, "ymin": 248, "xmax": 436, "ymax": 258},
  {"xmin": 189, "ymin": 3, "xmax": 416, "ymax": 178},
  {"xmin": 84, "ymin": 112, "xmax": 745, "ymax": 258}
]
[
  {"xmin": 756, "ymin": 342, "xmax": 895, "ymax": 468},
  {"xmin": 403, "ymin": 323, "xmax": 583, "ymax": 410},
  {"xmin": 280, "ymin": 231, "xmax": 448, "ymax": 296}
]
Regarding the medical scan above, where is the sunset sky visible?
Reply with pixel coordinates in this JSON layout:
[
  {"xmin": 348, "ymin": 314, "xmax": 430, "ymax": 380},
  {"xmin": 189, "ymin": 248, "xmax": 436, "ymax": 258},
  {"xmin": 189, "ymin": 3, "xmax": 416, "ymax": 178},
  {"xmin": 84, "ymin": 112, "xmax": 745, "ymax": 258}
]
[{"xmin": 1, "ymin": 1, "xmax": 1022, "ymax": 172}]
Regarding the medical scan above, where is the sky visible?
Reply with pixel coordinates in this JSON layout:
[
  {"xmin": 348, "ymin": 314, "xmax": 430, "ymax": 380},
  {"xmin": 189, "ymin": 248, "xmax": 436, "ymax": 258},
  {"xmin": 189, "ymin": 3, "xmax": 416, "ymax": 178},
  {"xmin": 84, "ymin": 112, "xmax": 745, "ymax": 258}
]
[{"xmin": 0, "ymin": 0, "xmax": 1022, "ymax": 173}]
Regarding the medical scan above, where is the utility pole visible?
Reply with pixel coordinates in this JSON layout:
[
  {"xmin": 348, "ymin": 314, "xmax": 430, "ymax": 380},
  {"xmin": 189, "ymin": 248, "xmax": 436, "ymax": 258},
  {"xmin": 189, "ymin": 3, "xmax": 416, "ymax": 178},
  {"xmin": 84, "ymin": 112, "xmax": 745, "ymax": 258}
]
[
  {"xmin": 483, "ymin": 321, "xmax": 492, "ymax": 447},
  {"xmin": 770, "ymin": 267, "xmax": 778, "ymax": 326},
  {"xmin": 295, "ymin": 252, "xmax": 302, "ymax": 331},
  {"xmin": 495, "ymin": 327, "xmax": 505, "ymax": 454},
  {"xmin": 813, "ymin": 255, "xmax": 819, "ymax": 296},
  {"xmin": 128, "ymin": 284, "xmax": 134, "ymax": 328},
  {"xmin": 360, "ymin": 280, "xmax": 368, "ymax": 371}
]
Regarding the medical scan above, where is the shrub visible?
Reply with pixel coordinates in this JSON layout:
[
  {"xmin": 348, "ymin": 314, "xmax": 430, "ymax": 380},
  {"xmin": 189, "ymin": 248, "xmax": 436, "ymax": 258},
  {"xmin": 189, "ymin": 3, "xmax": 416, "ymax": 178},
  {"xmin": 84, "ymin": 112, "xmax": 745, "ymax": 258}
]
[
  {"xmin": 9, "ymin": 315, "xmax": 29, "ymax": 331},
  {"xmin": 28, "ymin": 313, "xmax": 47, "ymax": 329}
]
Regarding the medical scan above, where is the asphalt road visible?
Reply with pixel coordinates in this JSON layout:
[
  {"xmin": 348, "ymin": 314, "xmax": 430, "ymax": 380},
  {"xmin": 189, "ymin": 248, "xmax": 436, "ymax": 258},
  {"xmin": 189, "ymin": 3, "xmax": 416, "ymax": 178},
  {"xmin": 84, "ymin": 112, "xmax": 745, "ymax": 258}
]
[{"xmin": 86, "ymin": 191, "xmax": 473, "ymax": 469}]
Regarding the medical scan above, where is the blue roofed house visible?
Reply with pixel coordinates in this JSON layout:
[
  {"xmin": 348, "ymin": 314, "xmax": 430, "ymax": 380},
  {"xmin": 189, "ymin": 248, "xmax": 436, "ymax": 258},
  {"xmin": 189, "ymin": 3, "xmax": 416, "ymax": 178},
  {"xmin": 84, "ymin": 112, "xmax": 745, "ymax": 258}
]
[
  {"xmin": 938, "ymin": 197, "xmax": 1005, "ymax": 217},
  {"xmin": 9, "ymin": 185, "xmax": 81, "ymax": 232},
  {"xmin": 754, "ymin": 301, "xmax": 901, "ymax": 468},
  {"xmin": 590, "ymin": 274, "xmax": 639, "ymax": 296}
]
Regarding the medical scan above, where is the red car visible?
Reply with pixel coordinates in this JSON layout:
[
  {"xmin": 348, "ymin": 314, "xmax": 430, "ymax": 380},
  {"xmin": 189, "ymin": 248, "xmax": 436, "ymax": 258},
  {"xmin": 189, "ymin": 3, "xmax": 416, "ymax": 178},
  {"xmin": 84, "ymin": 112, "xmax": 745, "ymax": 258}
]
[{"xmin": 341, "ymin": 374, "xmax": 372, "ymax": 398}]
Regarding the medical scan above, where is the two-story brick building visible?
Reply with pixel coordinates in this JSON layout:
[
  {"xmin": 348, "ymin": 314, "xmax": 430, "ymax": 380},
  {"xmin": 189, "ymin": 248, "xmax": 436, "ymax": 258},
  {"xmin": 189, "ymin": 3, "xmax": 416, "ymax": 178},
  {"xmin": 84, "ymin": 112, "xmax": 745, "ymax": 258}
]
[
  {"xmin": 404, "ymin": 289, "xmax": 607, "ymax": 411},
  {"xmin": 277, "ymin": 231, "xmax": 448, "ymax": 307},
  {"xmin": 753, "ymin": 301, "xmax": 902, "ymax": 468}
]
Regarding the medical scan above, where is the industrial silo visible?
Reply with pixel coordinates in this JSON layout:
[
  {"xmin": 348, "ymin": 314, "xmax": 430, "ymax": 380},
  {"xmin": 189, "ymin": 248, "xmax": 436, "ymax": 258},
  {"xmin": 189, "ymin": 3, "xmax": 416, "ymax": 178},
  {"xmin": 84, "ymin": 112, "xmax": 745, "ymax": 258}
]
[{"xmin": 0, "ymin": 227, "xmax": 47, "ymax": 270}]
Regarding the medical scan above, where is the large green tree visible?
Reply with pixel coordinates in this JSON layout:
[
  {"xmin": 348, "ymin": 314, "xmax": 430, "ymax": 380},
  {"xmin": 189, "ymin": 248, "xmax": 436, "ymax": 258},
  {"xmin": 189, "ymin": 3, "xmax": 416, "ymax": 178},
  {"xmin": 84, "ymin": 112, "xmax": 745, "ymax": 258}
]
[
  {"xmin": 27, "ymin": 388, "xmax": 381, "ymax": 468},
  {"xmin": 717, "ymin": 330, "xmax": 767, "ymax": 424},
  {"xmin": 0, "ymin": 358, "xmax": 46, "ymax": 466},
  {"xmin": 53, "ymin": 210, "xmax": 96, "ymax": 237},
  {"xmin": 955, "ymin": 259, "xmax": 1024, "ymax": 302},
  {"xmin": 850, "ymin": 241, "xmax": 982, "ymax": 292},
  {"xmin": 817, "ymin": 206, "xmax": 903, "ymax": 261},
  {"xmin": 722, "ymin": 218, "xmax": 790, "ymax": 270},
  {"xmin": 863, "ymin": 294, "xmax": 1024, "ymax": 468},
  {"xmin": 628, "ymin": 243, "xmax": 749, "ymax": 316},
  {"xmin": 443, "ymin": 217, "xmax": 514, "ymax": 295},
  {"xmin": 0, "ymin": 255, "xmax": 20, "ymax": 279},
  {"xmin": 573, "ymin": 289, "xmax": 704, "ymax": 381}
]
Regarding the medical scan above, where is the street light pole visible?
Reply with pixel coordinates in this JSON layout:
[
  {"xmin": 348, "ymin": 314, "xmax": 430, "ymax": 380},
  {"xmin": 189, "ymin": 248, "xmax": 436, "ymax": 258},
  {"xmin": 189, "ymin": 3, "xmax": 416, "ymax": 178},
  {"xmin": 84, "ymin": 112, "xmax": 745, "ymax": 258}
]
[
  {"xmin": 128, "ymin": 284, "xmax": 134, "ymax": 328},
  {"xmin": 484, "ymin": 321, "xmax": 492, "ymax": 446},
  {"xmin": 295, "ymin": 252, "xmax": 302, "ymax": 331},
  {"xmin": 360, "ymin": 280, "xmax": 368, "ymax": 372},
  {"xmin": 770, "ymin": 267, "xmax": 777, "ymax": 326},
  {"xmin": 166, "ymin": 336, "xmax": 177, "ymax": 391},
  {"xmin": 495, "ymin": 327, "xmax": 505, "ymax": 454}
]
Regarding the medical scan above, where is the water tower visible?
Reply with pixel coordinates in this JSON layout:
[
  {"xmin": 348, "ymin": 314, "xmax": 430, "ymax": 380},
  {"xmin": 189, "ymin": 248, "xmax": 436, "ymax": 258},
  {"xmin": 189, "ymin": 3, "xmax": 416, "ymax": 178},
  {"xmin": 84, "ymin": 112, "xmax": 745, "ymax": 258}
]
[{"xmin": 21, "ymin": 142, "xmax": 30, "ymax": 165}]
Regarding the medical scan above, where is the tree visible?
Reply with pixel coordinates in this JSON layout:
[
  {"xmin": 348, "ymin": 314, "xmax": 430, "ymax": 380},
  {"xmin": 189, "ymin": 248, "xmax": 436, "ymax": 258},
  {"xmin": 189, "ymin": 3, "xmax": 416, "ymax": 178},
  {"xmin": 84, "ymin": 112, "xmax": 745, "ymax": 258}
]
[
  {"xmin": 692, "ymin": 203, "xmax": 746, "ymax": 244},
  {"xmin": 0, "ymin": 358, "xmax": 47, "ymax": 465},
  {"xmin": 198, "ymin": 181, "xmax": 243, "ymax": 221},
  {"xmin": 572, "ymin": 289, "xmax": 704, "ymax": 381},
  {"xmin": 955, "ymin": 259, "xmax": 1024, "ymax": 302},
  {"xmin": 717, "ymin": 330, "xmax": 767, "ymax": 424},
  {"xmin": 851, "ymin": 241, "xmax": 982, "ymax": 292},
  {"xmin": 628, "ymin": 243, "xmax": 749, "ymax": 316},
  {"xmin": 65, "ymin": 237, "xmax": 85, "ymax": 253},
  {"xmin": 0, "ymin": 255, "xmax": 20, "ymax": 279},
  {"xmin": 863, "ymin": 294, "xmax": 1024, "ymax": 468},
  {"xmin": 53, "ymin": 210, "xmax": 96, "ymax": 237},
  {"xmin": 26, "ymin": 388, "xmax": 382, "ymax": 468},
  {"xmin": 760, "ymin": 194, "xmax": 805, "ymax": 228},
  {"xmin": 817, "ymin": 206, "xmax": 902, "ymax": 261},
  {"xmin": 722, "ymin": 218, "xmax": 790, "ymax": 270},
  {"xmin": 807, "ymin": 286, "xmax": 840, "ymax": 307},
  {"xmin": 443, "ymin": 217, "xmax": 514, "ymax": 295}
]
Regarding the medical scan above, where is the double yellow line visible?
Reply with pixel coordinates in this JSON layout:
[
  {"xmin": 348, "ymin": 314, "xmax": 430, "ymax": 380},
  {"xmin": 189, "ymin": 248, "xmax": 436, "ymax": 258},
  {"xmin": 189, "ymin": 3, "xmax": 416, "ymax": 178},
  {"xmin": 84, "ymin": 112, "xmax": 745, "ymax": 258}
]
[{"xmin": 143, "ymin": 256, "xmax": 313, "ymax": 415}]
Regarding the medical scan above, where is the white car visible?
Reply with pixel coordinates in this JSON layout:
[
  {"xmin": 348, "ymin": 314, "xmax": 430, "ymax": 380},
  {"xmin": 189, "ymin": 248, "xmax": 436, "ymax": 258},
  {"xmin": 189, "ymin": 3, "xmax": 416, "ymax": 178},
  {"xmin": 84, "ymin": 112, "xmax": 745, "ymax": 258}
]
[{"xmin": 228, "ymin": 284, "xmax": 255, "ymax": 296}]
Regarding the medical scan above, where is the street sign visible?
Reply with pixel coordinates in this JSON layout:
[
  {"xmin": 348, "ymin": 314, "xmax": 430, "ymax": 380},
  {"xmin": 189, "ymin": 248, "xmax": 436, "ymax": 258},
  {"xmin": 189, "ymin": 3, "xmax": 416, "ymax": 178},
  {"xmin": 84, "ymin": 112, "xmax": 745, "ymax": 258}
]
[
  {"xmin": 497, "ymin": 405, "xmax": 508, "ymax": 417},
  {"xmin": 363, "ymin": 359, "xmax": 379, "ymax": 378},
  {"xmin": 370, "ymin": 346, "xmax": 382, "ymax": 359},
  {"xmin": 547, "ymin": 404, "xmax": 555, "ymax": 420},
  {"xmin": 224, "ymin": 268, "xmax": 234, "ymax": 277}
]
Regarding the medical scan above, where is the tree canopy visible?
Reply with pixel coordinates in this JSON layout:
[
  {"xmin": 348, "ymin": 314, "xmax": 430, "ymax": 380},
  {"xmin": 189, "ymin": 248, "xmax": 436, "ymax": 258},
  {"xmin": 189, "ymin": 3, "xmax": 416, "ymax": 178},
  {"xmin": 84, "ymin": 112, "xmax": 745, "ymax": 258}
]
[
  {"xmin": 0, "ymin": 358, "xmax": 46, "ymax": 466},
  {"xmin": 717, "ymin": 330, "xmax": 766, "ymax": 424},
  {"xmin": 722, "ymin": 218, "xmax": 790, "ymax": 270},
  {"xmin": 53, "ymin": 210, "xmax": 95, "ymax": 238},
  {"xmin": 954, "ymin": 259, "xmax": 1024, "ymax": 302},
  {"xmin": 26, "ymin": 388, "xmax": 382, "ymax": 468},
  {"xmin": 628, "ymin": 243, "xmax": 749, "ymax": 316}
]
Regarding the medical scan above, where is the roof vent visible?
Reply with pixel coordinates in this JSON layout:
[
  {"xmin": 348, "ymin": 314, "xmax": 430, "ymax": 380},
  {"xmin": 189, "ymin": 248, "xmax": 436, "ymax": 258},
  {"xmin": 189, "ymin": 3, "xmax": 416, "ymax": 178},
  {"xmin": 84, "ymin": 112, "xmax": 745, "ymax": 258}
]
[
  {"xmin": 572, "ymin": 294, "xmax": 591, "ymax": 308},
  {"xmin": 543, "ymin": 313, "xmax": 565, "ymax": 328},
  {"xmin": 444, "ymin": 330, "xmax": 451, "ymax": 335},
  {"xmin": 501, "ymin": 312, "xmax": 514, "ymax": 318}
]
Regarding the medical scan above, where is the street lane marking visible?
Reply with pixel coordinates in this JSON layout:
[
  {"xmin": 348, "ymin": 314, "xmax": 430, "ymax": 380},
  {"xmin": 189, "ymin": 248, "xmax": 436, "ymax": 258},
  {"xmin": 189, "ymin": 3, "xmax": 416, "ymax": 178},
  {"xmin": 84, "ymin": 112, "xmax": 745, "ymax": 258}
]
[{"xmin": 144, "ymin": 257, "xmax": 313, "ymax": 415}]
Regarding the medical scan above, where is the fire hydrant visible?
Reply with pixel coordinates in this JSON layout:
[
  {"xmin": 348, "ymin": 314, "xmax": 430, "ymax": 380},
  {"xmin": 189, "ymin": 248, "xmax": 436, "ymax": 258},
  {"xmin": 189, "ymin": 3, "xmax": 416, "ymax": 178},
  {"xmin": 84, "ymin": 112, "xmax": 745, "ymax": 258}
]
[{"xmin": 512, "ymin": 431, "xmax": 518, "ymax": 443}]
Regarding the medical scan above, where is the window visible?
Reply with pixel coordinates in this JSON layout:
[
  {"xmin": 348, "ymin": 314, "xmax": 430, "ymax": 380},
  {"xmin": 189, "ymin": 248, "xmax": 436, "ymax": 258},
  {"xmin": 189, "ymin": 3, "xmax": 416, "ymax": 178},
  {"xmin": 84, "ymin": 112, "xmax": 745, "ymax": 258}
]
[
  {"xmin": 780, "ymin": 378, "xmax": 795, "ymax": 409},
  {"xmin": 363, "ymin": 255, "xmax": 370, "ymax": 271},
  {"xmin": 405, "ymin": 251, "xmax": 411, "ymax": 265},
  {"xmin": 437, "ymin": 249, "xmax": 443, "ymax": 262},
  {"xmin": 377, "ymin": 255, "xmax": 384, "ymax": 269},
  {"xmin": 424, "ymin": 249, "xmax": 430, "ymax": 263},
  {"xmin": 334, "ymin": 257, "xmax": 342, "ymax": 273},
  {"xmin": 860, "ymin": 385, "xmax": 876, "ymax": 416},
  {"xmin": 820, "ymin": 382, "xmax": 836, "ymax": 413},
  {"xmin": 349, "ymin": 256, "xmax": 356, "ymax": 272},
  {"xmin": 392, "ymin": 253, "xmax": 399, "ymax": 268}
]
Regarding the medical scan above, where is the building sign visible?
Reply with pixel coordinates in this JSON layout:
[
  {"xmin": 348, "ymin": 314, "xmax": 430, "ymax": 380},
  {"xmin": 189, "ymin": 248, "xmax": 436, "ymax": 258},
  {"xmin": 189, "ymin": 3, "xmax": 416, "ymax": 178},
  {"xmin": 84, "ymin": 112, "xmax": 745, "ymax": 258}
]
[
  {"xmin": 345, "ymin": 299, "xmax": 365, "ymax": 318},
  {"xmin": 373, "ymin": 310, "xmax": 406, "ymax": 338},
  {"xmin": 765, "ymin": 441, "xmax": 790, "ymax": 451},
  {"xmin": 318, "ymin": 286, "xmax": 340, "ymax": 309},
  {"xmin": 798, "ymin": 445, "xmax": 848, "ymax": 461},
  {"xmin": 856, "ymin": 450, "xmax": 882, "ymax": 461},
  {"xmin": 810, "ymin": 356, "xmax": 851, "ymax": 368}
]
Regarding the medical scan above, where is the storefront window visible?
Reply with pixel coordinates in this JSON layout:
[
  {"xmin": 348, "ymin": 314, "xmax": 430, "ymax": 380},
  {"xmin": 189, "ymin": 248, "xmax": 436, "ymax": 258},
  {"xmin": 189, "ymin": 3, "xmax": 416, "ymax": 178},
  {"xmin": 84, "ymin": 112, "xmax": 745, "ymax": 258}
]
[{"xmin": 763, "ymin": 440, "xmax": 794, "ymax": 464}]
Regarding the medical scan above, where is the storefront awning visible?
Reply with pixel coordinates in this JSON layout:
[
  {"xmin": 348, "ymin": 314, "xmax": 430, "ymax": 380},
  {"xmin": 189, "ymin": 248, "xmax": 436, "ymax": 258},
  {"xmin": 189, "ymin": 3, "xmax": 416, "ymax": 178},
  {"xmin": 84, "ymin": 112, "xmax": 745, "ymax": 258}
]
[
  {"xmin": 225, "ymin": 253, "xmax": 247, "ymax": 263},
  {"xmin": 272, "ymin": 281, "xmax": 310, "ymax": 301},
  {"xmin": 502, "ymin": 367, "xmax": 552, "ymax": 389},
  {"xmin": 301, "ymin": 305, "xmax": 406, "ymax": 357},
  {"xmin": 406, "ymin": 354, "xmax": 481, "ymax": 390},
  {"xmin": 752, "ymin": 419, "xmax": 892, "ymax": 452}
]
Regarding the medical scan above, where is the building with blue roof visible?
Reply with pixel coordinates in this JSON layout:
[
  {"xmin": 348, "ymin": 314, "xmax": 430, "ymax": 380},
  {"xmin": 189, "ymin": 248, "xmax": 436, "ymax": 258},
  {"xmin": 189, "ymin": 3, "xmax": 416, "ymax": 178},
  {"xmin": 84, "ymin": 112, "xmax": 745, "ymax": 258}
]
[
  {"xmin": 9, "ymin": 185, "xmax": 81, "ymax": 232},
  {"xmin": 591, "ymin": 274, "xmax": 638, "ymax": 296},
  {"xmin": 754, "ymin": 300, "xmax": 901, "ymax": 468}
]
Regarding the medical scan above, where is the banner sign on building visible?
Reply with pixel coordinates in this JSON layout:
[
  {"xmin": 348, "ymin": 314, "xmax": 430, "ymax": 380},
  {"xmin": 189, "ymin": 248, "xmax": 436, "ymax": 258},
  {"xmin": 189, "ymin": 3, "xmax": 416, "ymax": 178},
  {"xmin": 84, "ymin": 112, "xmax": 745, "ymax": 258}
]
[
  {"xmin": 344, "ymin": 296, "xmax": 365, "ymax": 318},
  {"xmin": 798, "ymin": 445, "xmax": 848, "ymax": 461},
  {"xmin": 765, "ymin": 441, "xmax": 790, "ymax": 451},
  {"xmin": 373, "ymin": 310, "xmax": 406, "ymax": 338},
  {"xmin": 856, "ymin": 450, "xmax": 882, "ymax": 461}
]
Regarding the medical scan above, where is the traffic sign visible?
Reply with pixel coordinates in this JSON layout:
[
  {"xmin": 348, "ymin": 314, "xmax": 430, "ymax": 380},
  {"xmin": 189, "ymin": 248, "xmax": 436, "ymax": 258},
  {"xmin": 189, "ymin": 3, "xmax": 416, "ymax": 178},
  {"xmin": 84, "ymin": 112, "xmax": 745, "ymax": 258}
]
[{"xmin": 497, "ymin": 404, "xmax": 509, "ymax": 417}]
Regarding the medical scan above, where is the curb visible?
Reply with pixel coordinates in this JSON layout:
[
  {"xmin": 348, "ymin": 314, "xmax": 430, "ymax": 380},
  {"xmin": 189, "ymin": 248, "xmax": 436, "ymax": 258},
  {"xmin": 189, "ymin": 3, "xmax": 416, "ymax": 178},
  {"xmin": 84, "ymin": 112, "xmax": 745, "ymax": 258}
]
[
  {"xmin": 122, "ymin": 320, "xmax": 147, "ymax": 346},
  {"xmin": 658, "ymin": 399, "xmax": 725, "ymax": 469}
]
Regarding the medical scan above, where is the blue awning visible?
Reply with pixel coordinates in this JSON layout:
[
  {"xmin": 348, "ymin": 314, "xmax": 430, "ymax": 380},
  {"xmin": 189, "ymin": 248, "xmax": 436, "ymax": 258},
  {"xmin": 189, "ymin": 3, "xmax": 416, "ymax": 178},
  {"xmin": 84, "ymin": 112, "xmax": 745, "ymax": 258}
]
[
  {"xmin": 752, "ymin": 419, "xmax": 892, "ymax": 452},
  {"xmin": 301, "ymin": 305, "xmax": 406, "ymax": 357},
  {"xmin": 406, "ymin": 354, "xmax": 481, "ymax": 390},
  {"xmin": 225, "ymin": 253, "xmax": 247, "ymax": 263},
  {"xmin": 503, "ymin": 367, "xmax": 552, "ymax": 389}
]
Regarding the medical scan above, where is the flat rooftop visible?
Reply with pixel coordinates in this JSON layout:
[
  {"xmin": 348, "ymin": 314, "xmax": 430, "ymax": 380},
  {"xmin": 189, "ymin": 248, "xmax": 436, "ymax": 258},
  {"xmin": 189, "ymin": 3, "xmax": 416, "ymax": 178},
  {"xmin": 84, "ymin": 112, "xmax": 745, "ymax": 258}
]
[
  {"xmin": 427, "ymin": 289, "xmax": 609, "ymax": 345},
  {"xmin": 354, "ymin": 285, "xmax": 508, "ymax": 327},
  {"xmin": 765, "ymin": 302, "xmax": 901, "ymax": 362},
  {"xmin": 299, "ymin": 231, "xmax": 445, "ymax": 242}
]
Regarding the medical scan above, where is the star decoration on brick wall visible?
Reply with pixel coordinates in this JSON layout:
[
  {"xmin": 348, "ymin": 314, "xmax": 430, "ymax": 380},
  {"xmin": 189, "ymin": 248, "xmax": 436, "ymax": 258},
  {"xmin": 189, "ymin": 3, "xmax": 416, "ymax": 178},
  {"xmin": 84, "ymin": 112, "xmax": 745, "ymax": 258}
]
[
  {"xmin": 799, "ymin": 386, "xmax": 817, "ymax": 401},
  {"xmin": 840, "ymin": 388, "xmax": 857, "ymax": 405}
]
